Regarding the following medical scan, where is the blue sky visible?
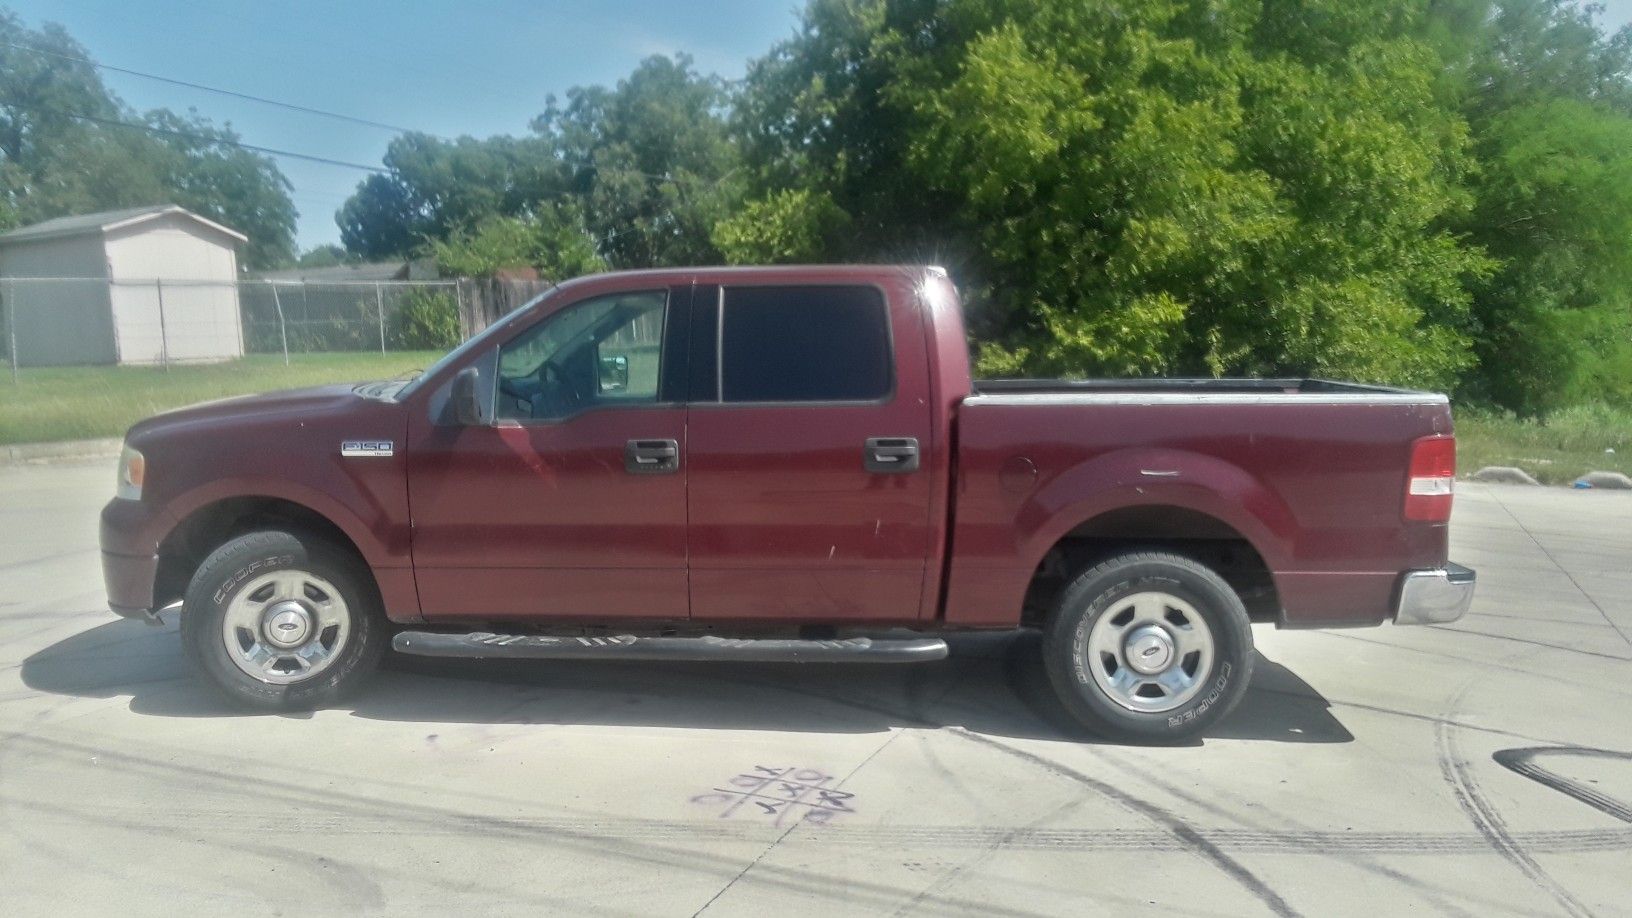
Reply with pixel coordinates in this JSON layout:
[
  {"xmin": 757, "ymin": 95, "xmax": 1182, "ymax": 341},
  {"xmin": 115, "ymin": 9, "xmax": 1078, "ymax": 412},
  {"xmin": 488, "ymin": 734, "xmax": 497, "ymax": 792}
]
[{"xmin": 9, "ymin": 1, "xmax": 1632, "ymax": 253}]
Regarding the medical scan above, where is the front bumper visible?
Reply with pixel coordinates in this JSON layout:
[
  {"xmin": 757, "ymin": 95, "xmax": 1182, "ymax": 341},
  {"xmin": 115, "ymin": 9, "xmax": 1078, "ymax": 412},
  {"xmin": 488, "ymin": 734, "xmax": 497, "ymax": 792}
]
[
  {"xmin": 1394, "ymin": 563, "xmax": 1476, "ymax": 625},
  {"xmin": 100, "ymin": 497, "xmax": 167, "ymax": 625},
  {"xmin": 102, "ymin": 549, "xmax": 162, "ymax": 624}
]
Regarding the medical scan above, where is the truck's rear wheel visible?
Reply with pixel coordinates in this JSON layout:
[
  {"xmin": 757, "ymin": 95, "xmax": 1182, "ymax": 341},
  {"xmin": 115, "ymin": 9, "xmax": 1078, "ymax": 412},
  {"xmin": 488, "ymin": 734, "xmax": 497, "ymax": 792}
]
[
  {"xmin": 181, "ymin": 531, "xmax": 386, "ymax": 710},
  {"xmin": 1043, "ymin": 551, "xmax": 1253, "ymax": 743}
]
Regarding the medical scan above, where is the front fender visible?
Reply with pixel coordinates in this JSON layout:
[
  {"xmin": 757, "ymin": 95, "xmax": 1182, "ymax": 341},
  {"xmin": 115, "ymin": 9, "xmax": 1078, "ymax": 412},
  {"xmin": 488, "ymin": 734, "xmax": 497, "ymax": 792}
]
[{"xmin": 158, "ymin": 475, "xmax": 406, "ymax": 570}]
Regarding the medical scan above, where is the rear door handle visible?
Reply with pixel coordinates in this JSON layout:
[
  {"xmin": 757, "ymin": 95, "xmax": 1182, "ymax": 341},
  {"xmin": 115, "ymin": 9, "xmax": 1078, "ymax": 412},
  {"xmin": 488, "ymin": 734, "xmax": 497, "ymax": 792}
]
[
  {"xmin": 625, "ymin": 438, "xmax": 680, "ymax": 474},
  {"xmin": 864, "ymin": 437, "xmax": 919, "ymax": 474}
]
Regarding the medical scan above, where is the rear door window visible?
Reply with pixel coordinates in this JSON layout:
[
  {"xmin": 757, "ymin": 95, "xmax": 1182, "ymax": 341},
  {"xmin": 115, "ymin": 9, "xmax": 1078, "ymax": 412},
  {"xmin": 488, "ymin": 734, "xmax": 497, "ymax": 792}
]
[{"xmin": 717, "ymin": 285, "xmax": 892, "ymax": 403}]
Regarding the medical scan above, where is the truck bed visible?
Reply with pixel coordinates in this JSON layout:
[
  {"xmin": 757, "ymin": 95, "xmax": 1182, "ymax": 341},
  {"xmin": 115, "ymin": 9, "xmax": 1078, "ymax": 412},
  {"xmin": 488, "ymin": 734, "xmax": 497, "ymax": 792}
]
[
  {"xmin": 974, "ymin": 377, "xmax": 1440, "ymax": 400},
  {"xmin": 945, "ymin": 376, "xmax": 1453, "ymax": 630}
]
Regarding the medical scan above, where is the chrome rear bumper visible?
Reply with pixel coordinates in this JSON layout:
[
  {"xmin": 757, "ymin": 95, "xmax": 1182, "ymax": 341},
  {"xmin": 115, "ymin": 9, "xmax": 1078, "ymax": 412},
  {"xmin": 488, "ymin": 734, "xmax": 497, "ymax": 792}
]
[{"xmin": 1394, "ymin": 563, "xmax": 1476, "ymax": 625}]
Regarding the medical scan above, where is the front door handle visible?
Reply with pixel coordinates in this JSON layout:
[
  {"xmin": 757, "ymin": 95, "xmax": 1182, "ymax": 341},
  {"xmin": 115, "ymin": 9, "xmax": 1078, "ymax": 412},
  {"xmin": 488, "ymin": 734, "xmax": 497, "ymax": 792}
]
[
  {"xmin": 864, "ymin": 437, "xmax": 919, "ymax": 473},
  {"xmin": 625, "ymin": 439, "xmax": 680, "ymax": 474}
]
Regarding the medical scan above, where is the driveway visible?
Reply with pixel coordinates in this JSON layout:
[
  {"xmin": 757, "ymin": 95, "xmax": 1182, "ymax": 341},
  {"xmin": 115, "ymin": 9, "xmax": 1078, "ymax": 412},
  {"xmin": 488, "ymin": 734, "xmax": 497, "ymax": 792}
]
[{"xmin": 2, "ymin": 459, "xmax": 1628, "ymax": 917}]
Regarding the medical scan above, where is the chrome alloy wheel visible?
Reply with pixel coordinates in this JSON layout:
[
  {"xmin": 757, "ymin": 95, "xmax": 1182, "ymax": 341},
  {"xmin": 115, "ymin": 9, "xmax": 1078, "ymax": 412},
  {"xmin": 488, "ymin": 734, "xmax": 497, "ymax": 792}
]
[
  {"xmin": 221, "ymin": 570, "xmax": 351, "ymax": 685},
  {"xmin": 1085, "ymin": 590, "xmax": 1215, "ymax": 713}
]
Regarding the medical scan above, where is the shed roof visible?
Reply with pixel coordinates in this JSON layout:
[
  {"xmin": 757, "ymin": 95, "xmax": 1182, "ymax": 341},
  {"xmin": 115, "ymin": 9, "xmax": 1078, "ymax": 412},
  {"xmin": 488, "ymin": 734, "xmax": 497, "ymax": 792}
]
[{"xmin": 0, "ymin": 205, "xmax": 248, "ymax": 246}]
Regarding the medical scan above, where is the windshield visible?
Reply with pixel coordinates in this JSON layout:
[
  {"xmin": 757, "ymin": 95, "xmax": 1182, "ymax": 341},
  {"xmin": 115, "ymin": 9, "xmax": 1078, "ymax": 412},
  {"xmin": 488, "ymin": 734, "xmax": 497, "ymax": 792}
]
[{"xmin": 393, "ymin": 285, "xmax": 558, "ymax": 399}]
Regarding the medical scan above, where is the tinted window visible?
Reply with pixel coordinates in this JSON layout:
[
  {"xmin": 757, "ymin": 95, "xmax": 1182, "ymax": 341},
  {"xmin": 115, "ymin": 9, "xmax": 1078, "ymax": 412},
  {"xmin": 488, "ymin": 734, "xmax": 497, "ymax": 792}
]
[
  {"xmin": 719, "ymin": 286, "xmax": 891, "ymax": 402},
  {"xmin": 495, "ymin": 291, "xmax": 666, "ymax": 420}
]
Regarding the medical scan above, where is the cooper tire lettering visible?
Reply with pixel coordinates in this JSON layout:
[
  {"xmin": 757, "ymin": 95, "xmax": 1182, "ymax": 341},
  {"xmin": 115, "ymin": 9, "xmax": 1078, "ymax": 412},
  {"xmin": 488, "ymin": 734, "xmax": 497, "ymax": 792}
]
[{"xmin": 212, "ymin": 554, "xmax": 296, "ymax": 604}]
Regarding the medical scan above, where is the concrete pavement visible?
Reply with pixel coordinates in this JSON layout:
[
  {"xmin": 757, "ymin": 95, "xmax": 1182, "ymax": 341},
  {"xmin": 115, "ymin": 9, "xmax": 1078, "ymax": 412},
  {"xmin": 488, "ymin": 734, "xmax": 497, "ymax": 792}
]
[{"xmin": 1, "ymin": 459, "xmax": 1629, "ymax": 917}]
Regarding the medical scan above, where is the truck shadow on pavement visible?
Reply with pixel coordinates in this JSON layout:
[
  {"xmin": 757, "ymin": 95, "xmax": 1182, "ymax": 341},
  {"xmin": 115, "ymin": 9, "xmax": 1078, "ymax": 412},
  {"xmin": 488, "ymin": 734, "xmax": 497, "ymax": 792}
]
[{"xmin": 22, "ymin": 620, "xmax": 1352, "ymax": 745}]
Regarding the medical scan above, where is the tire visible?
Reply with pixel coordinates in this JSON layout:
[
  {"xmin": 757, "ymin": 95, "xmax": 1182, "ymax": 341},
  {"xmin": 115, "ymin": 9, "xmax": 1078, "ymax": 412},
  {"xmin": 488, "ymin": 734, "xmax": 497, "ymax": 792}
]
[
  {"xmin": 1042, "ymin": 551, "xmax": 1253, "ymax": 743},
  {"xmin": 181, "ymin": 530, "xmax": 387, "ymax": 710}
]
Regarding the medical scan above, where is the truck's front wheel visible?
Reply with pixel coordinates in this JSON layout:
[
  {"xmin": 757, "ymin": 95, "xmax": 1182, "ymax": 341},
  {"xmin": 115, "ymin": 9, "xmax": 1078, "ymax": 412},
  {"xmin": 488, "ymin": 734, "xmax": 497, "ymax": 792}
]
[
  {"xmin": 1043, "ymin": 551, "xmax": 1253, "ymax": 743},
  {"xmin": 181, "ymin": 531, "xmax": 386, "ymax": 710}
]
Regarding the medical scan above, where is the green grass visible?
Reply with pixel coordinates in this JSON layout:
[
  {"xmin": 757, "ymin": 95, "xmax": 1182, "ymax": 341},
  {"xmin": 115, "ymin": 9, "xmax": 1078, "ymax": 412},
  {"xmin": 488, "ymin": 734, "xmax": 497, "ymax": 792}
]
[
  {"xmin": 0, "ymin": 351, "xmax": 442, "ymax": 445},
  {"xmin": 1456, "ymin": 403, "xmax": 1632, "ymax": 485}
]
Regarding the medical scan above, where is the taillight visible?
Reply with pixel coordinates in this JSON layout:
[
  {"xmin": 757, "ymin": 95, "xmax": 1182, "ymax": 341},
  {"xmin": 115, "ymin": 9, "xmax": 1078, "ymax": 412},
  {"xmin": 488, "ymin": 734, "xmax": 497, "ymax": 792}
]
[{"xmin": 1404, "ymin": 435, "xmax": 1455, "ymax": 522}]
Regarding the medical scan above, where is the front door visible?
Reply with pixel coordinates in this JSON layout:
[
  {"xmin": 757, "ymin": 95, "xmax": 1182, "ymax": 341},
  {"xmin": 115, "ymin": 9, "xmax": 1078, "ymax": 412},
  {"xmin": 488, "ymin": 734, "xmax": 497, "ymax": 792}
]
[
  {"xmin": 407, "ymin": 287, "xmax": 690, "ymax": 621},
  {"xmin": 685, "ymin": 283, "xmax": 937, "ymax": 622}
]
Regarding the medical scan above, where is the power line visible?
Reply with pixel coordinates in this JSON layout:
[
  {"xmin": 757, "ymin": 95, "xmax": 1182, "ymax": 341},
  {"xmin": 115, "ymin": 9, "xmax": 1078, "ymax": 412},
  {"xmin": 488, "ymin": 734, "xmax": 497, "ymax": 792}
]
[
  {"xmin": 16, "ymin": 101, "xmax": 389, "ymax": 173},
  {"xmin": 1, "ymin": 39, "xmax": 432, "ymax": 137}
]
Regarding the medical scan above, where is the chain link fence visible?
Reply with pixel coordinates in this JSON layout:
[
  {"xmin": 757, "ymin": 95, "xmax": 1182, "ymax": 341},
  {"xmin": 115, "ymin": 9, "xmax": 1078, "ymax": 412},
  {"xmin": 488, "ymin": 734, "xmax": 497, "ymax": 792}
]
[{"xmin": 1, "ymin": 277, "xmax": 551, "ymax": 381}]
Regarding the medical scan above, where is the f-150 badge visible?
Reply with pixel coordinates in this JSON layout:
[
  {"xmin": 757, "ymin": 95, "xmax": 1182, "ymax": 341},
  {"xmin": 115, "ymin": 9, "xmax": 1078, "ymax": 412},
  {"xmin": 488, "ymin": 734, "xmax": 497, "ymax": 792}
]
[{"xmin": 341, "ymin": 440, "xmax": 394, "ymax": 457}]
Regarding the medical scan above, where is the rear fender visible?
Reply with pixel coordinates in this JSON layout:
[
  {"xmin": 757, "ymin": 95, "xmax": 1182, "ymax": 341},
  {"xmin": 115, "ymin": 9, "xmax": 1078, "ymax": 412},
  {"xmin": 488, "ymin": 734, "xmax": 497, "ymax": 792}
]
[{"xmin": 1020, "ymin": 447, "xmax": 1296, "ymax": 573}]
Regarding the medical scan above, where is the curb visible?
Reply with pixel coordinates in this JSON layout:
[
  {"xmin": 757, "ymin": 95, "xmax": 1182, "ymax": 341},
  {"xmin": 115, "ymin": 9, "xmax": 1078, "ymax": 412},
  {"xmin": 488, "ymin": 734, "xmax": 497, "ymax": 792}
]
[
  {"xmin": 1469, "ymin": 466, "xmax": 1541, "ymax": 486},
  {"xmin": 1573, "ymin": 471, "xmax": 1632, "ymax": 490},
  {"xmin": 1, "ymin": 437, "xmax": 123, "ymax": 466}
]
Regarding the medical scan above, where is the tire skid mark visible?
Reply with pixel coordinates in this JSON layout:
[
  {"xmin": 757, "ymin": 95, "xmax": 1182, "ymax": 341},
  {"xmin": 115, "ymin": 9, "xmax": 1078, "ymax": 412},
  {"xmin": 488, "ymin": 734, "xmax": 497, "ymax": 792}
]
[
  {"xmin": 890, "ymin": 796, "xmax": 1087, "ymax": 918},
  {"xmin": 0, "ymin": 733, "xmax": 1048, "ymax": 918},
  {"xmin": 694, "ymin": 656, "xmax": 976, "ymax": 918},
  {"xmin": 1493, "ymin": 746, "xmax": 1632, "ymax": 825},
  {"xmin": 8, "ymin": 795, "xmax": 1629, "ymax": 854},
  {"xmin": 1099, "ymin": 748, "xmax": 1485, "ymax": 918},
  {"xmin": 1426, "ymin": 626, "xmax": 1632, "ymax": 663},
  {"xmin": 949, "ymin": 729, "xmax": 1302, "ymax": 918},
  {"xmin": 1435, "ymin": 670, "xmax": 1596, "ymax": 918},
  {"xmin": 715, "ymin": 660, "xmax": 1300, "ymax": 915}
]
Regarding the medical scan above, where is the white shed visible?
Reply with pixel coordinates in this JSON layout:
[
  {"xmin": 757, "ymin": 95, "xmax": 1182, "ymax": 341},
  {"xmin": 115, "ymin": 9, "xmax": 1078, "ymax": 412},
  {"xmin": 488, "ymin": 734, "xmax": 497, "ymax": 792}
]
[{"xmin": 0, "ymin": 205, "xmax": 247, "ymax": 366}]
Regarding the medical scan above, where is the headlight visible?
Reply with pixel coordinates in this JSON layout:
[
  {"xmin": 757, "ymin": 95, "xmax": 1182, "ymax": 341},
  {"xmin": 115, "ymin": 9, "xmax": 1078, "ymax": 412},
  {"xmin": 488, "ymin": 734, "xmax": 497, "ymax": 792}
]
[{"xmin": 116, "ymin": 444, "xmax": 145, "ymax": 501}]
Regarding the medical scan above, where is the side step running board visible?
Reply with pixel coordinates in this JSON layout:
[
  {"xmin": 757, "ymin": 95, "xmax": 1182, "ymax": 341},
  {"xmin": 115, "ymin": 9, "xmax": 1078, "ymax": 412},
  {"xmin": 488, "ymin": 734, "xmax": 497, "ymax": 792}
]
[{"xmin": 393, "ymin": 631, "xmax": 948, "ymax": 664}]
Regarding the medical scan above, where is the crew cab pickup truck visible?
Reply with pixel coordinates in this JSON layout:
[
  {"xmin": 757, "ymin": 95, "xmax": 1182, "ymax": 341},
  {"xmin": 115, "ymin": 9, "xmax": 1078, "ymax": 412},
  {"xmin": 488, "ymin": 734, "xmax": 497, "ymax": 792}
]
[{"xmin": 101, "ymin": 265, "xmax": 1475, "ymax": 741}]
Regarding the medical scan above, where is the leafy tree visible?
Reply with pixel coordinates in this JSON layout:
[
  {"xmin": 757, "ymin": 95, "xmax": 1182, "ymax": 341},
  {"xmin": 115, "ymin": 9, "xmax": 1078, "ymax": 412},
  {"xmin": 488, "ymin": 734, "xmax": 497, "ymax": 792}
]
[
  {"xmin": 427, "ymin": 208, "xmax": 605, "ymax": 280},
  {"xmin": 337, "ymin": 173, "xmax": 420, "ymax": 260},
  {"xmin": 534, "ymin": 54, "xmax": 739, "ymax": 268},
  {"xmin": 142, "ymin": 109, "xmax": 296, "ymax": 268},
  {"xmin": 340, "ymin": 55, "xmax": 738, "ymax": 270},
  {"xmin": 1432, "ymin": 0, "xmax": 1632, "ymax": 413},
  {"xmin": 338, "ymin": 133, "xmax": 568, "ymax": 260},
  {"xmin": 0, "ymin": 11, "xmax": 127, "ymax": 223},
  {"xmin": 713, "ymin": 188, "xmax": 850, "ymax": 263},
  {"xmin": 296, "ymin": 243, "xmax": 350, "ymax": 268},
  {"xmin": 735, "ymin": 0, "xmax": 1490, "ymax": 387}
]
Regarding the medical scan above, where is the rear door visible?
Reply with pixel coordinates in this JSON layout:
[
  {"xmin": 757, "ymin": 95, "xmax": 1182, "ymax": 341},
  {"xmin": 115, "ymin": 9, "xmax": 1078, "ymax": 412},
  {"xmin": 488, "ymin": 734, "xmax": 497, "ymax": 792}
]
[
  {"xmin": 407, "ymin": 286, "xmax": 693, "ymax": 621},
  {"xmin": 685, "ymin": 281, "xmax": 936, "ymax": 622}
]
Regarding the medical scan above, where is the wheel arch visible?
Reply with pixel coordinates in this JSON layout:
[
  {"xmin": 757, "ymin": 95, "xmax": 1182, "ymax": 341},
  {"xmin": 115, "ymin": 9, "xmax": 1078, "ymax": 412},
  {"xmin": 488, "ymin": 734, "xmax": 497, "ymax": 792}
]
[
  {"xmin": 1014, "ymin": 449, "xmax": 1296, "ymax": 626},
  {"xmin": 153, "ymin": 494, "xmax": 372, "ymax": 611}
]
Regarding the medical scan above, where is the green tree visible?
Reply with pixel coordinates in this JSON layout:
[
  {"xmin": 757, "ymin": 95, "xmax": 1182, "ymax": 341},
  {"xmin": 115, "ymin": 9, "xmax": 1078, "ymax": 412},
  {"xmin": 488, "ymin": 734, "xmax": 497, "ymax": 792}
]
[
  {"xmin": 713, "ymin": 187, "xmax": 850, "ymax": 263},
  {"xmin": 142, "ymin": 109, "xmax": 296, "ymax": 268},
  {"xmin": 534, "ymin": 54, "xmax": 739, "ymax": 268},
  {"xmin": 736, "ymin": 0, "xmax": 1489, "ymax": 387},
  {"xmin": 338, "ymin": 133, "xmax": 567, "ymax": 260},
  {"xmin": 1432, "ymin": 0, "xmax": 1632, "ymax": 413},
  {"xmin": 339, "ymin": 55, "xmax": 739, "ymax": 270},
  {"xmin": 428, "ymin": 207, "xmax": 605, "ymax": 280},
  {"xmin": 296, "ymin": 243, "xmax": 350, "ymax": 268}
]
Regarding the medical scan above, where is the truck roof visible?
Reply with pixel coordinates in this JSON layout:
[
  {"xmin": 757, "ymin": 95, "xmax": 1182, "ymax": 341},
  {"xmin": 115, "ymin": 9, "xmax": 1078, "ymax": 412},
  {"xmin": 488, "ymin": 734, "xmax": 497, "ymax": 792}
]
[{"xmin": 549, "ymin": 264, "xmax": 944, "ymax": 295}]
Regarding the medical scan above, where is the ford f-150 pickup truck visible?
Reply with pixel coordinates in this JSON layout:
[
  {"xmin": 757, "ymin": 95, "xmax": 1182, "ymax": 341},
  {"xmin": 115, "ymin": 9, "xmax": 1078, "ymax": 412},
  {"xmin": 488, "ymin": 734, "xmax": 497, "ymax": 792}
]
[{"xmin": 101, "ymin": 265, "xmax": 1475, "ymax": 741}]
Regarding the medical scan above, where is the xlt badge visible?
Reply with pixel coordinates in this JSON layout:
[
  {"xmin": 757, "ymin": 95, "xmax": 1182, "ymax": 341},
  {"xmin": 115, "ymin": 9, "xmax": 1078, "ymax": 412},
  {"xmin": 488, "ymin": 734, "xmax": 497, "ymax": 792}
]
[{"xmin": 341, "ymin": 440, "xmax": 394, "ymax": 457}]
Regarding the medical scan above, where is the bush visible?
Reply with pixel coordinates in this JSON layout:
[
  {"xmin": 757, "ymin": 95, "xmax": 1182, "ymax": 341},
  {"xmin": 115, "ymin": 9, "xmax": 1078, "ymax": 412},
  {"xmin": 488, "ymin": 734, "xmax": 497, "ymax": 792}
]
[{"xmin": 391, "ymin": 289, "xmax": 461, "ymax": 350}]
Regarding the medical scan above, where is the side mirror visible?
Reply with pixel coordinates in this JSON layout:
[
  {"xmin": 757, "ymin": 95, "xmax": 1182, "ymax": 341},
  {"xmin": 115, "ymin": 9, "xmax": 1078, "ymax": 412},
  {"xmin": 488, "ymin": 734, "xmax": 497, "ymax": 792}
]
[{"xmin": 450, "ymin": 367, "xmax": 484, "ymax": 426}]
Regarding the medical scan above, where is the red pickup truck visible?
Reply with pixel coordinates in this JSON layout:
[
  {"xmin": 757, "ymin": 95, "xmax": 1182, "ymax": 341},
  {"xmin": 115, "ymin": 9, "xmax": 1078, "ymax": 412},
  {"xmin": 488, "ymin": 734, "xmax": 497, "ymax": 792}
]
[{"xmin": 101, "ymin": 265, "xmax": 1474, "ymax": 741}]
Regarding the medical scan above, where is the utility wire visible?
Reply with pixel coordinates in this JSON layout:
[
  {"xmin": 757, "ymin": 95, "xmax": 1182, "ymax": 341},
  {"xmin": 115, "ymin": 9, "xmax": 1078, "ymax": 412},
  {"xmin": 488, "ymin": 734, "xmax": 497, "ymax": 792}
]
[
  {"xmin": 1, "ymin": 39, "xmax": 431, "ymax": 137},
  {"xmin": 15, "ymin": 101, "xmax": 389, "ymax": 173}
]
